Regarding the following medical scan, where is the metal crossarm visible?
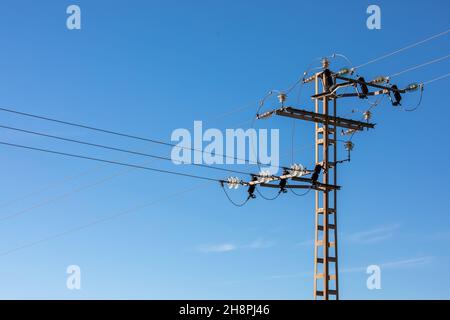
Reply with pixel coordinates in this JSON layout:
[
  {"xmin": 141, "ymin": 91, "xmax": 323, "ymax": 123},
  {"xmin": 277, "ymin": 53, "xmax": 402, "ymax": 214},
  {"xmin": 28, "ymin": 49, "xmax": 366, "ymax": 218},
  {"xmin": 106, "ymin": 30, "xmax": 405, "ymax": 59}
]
[
  {"xmin": 276, "ymin": 107, "xmax": 375, "ymax": 131},
  {"xmin": 335, "ymin": 75, "xmax": 407, "ymax": 92}
]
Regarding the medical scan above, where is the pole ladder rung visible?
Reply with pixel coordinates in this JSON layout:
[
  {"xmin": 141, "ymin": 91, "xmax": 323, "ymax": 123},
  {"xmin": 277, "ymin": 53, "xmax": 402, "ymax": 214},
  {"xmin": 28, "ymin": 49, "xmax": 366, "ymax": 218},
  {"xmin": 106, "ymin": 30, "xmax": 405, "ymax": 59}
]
[
  {"xmin": 317, "ymin": 127, "xmax": 335, "ymax": 134},
  {"xmin": 315, "ymin": 240, "xmax": 336, "ymax": 247},
  {"xmin": 317, "ymin": 224, "xmax": 336, "ymax": 231},
  {"xmin": 316, "ymin": 257, "xmax": 337, "ymax": 263},
  {"xmin": 315, "ymin": 290, "xmax": 338, "ymax": 296},
  {"xmin": 315, "ymin": 273, "xmax": 337, "ymax": 280},
  {"xmin": 316, "ymin": 138, "xmax": 335, "ymax": 145},
  {"xmin": 317, "ymin": 208, "xmax": 336, "ymax": 214}
]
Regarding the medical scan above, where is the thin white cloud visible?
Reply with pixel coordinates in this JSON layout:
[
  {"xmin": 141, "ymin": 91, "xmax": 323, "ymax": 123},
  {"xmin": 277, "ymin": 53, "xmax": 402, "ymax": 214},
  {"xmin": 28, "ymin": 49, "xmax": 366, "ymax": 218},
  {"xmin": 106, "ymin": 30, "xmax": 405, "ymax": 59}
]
[
  {"xmin": 378, "ymin": 256, "xmax": 433, "ymax": 269},
  {"xmin": 345, "ymin": 224, "xmax": 401, "ymax": 244},
  {"xmin": 294, "ymin": 224, "xmax": 401, "ymax": 248},
  {"xmin": 197, "ymin": 243, "xmax": 237, "ymax": 253},
  {"xmin": 268, "ymin": 271, "xmax": 312, "ymax": 279},
  {"xmin": 196, "ymin": 238, "xmax": 274, "ymax": 253},
  {"xmin": 296, "ymin": 239, "xmax": 314, "ymax": 247},
  {"xmin": 269, "ymin": 256, "xmax": 433, "ymax": 280},
  {"xmin": 430, "ymin": 231, "xmax": 450, "ymax": 241},
  {"xmin": 244, "ymin": 238, "xmax": 275, "ymax": 249}
]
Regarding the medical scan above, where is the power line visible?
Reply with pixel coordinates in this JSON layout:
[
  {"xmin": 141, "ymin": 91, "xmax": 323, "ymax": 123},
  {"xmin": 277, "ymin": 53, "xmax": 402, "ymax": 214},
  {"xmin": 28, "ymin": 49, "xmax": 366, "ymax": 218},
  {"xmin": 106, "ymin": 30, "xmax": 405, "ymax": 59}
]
[
  {"xmin": 255, "ymin": 187, "xmax": 283, "ymax": 201},
  {"xmin": 0, "ymin": 101, "xmax": 276, "ymax": 221},
  {"xmin": 0, "ymin": 100, "xmax": 259, "ymax": 210},
  {"xmin": 354, "ymin": 28, "xmax": 450, "ymax": 69},
  {"xmin": 0, "ymin": 106, "xmax": 282, "ymax": 169},
  {"xmin": 220, "ymin": 182, "xmax": 251, "ymax": 207},
  {"xmin": 0, "ymin": 182, "xmax": 209, "ymax": 257},
  {"xmin": 422, "ymin": 72, "xmax": 450, "ymax": 85},
  {"xmin": 0, "ymin": 140, "xmax": 225, "ymax": 183},
  {"xmin": 0, "ymin": 164, "xmax": 102, "ymax": 210},
  {"xmin": 0, "ymin": 124, "xmax": 256, "ymax": 177},
  {"xmin": 0, "ymin": 167, "xmax": 137, "ymax": 222},
  {"xmin": 388, "ymin": 53, "xmax": 450, "ymax": 78},
  {"xmin": 401, "ymin": 72, "xmax": 450, "ymax": 112},
  {"xmin": 208, "ymin": 102, "xmax": 256, "ymax": 122},
  {"xmin": 289, "ymin": 186, "xmax": 312, "ymax": 197}
]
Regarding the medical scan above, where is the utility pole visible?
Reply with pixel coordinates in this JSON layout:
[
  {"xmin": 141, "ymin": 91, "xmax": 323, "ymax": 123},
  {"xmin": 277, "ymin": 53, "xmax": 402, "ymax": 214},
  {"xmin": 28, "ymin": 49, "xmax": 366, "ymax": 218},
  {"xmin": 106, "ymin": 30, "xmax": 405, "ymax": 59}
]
[
  {"xmin": 313, "ymin": 58, "xmax": 339, "ymax": 300},
  {"xmin": 235, "ymin": 57, "xmax": 416, "ymax": 299}
]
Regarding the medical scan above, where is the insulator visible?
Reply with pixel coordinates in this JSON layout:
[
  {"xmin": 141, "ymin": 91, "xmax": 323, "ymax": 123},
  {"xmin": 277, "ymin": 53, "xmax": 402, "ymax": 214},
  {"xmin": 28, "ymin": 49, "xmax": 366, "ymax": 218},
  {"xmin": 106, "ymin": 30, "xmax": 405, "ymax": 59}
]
[
  {"xmin": 344, "ymin": 141, "xmax": 354, "ymax": 151},
  {"xmin": 336, "ymin": 67, "xmax": 351, "ymax": 76},
  {"xmin": 357, "ymin": 77, "xmax": 369, "ymax": 97},
  {"xmin": 323, "ymin": 69, "xmax": 334, "ymax": 91},
  {"xmin": 227, "ymin": 176, "xmax": 241, "ymax": 189},
  {"xmin": 363, "ymin": 110, "xmax": 372, "ymax": 121},
  {"xmin": 277, "ymin": 93, "xmax": 287, "ymax": 104},
  {"xmin": 391, "ymin": 84, "xmax": 402, "ymax": 106},
  {"xmin": 258, "ymin": 170, "xmax": 272, "ymax": 183},
  {"xmin": 247, "ymin": 185, "xmax": 256, "ymax": 198},
  {"xmin": 371, "ymin": 76, "xmax": 389, "ymax": 84},
  {"xmin": 279, "ymin": 178, "xmax": 287, "ymax": 193},
  {"xmin": 311, "ymin": 164, "xmax": 322, "ymax": 184},
  {"xmin": 289, "ymin": 163, "xmax": 306, "ymax": 177},
  {"xmin": 341, "ymin": 128, "xmax": 356, "ymax": 136},
  {"xmin": 322, "ymin": 58, "xmax": 330, "ymax": 69},
  {"xmin": 405, "ymin": 83, "xmax": 420, "ymax": 92},
  {"xmin": 257, "ymin": 110, "xmax": 274, "ymax": 120},
  {"xmin": 303, "ymin": 74, "xmax": 316, "ymax": 83}
]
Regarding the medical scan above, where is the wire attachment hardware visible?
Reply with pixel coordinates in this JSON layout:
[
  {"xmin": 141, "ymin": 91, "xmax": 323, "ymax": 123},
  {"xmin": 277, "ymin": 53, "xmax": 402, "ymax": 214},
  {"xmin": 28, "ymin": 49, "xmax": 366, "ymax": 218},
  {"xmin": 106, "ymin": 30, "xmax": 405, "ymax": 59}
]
[
  {"xmin": 289, "ymin": 163, "xmax": 308, "ymax": 177},
  {"xmin": 226, "ymin": 176, "xmax": 241, "ymax": 189},
  {"xmin": 277, "ymin": 92, "xmax": 287, "ymax": 106},
  {"xmin": 258, "ymin": 170, "xmax": 272, "ymax": 183},
  {"xmin": 405, "ymin": 82, "xmax": 421, "ymax": 92},
  {"xmin": 344, "ymin": 141, "xmax": 354, "ymax": 152},
  {"xmin": 371, "ymin": 76, "xmax": 390, "ymax": 84}
]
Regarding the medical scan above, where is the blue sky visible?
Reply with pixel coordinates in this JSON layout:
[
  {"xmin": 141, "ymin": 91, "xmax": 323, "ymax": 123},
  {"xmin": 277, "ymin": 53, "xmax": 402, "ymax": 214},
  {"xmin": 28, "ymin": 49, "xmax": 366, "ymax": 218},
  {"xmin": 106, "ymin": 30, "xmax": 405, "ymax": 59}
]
[{"xmin": 0, "ymin": 0, "xmax": 449, "ymax": 299}]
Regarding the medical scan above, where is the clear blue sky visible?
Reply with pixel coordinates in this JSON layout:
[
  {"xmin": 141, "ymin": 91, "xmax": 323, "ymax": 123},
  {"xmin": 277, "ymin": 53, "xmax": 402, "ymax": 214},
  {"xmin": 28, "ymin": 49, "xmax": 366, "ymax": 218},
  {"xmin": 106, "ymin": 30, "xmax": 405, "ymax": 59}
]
[{"xmin": 0, "ymin": 0, "xmax": 449, "ymax": 299}]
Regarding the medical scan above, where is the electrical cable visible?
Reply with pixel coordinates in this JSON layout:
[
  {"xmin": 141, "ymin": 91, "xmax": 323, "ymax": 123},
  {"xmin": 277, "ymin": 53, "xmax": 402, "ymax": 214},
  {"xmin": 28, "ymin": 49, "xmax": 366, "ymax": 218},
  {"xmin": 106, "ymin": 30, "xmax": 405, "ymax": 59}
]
[
  {"xmin": 403, "ymin": 85, "xmax": 424, "ymax": 112},
  {"xmin": 402, "ymin": 72, "xmax": 450, "ymax": 112},
  {"xmin": 0, "ymin": 165, "xmax": 141, "ymax": 222},
  {"xmin": 0, "ymin": 124, "xmax": 258, "ymax": 177},
  {"xmin": 289, "ymin": 186, "xmax": 312, "ymax": 197},
  {"xmin": 0, "ymin": 164, "xmax": 103, "ymax": 210},
  {"xmin": 0, "ymin": 182, "xmax": 209, "ymax": 257},
  {"xmin": 354, "ymin": 28, "xmax": 450, "ymax": 69},
  {"xmin": 0, "ymin": 119, "xmax": 269, "ymax": 222},
  {"xmin": 0, "ymin": 106, "xmax": 283, "ymax": 170},
  {"xmin": 0, "ymin": 99, "xmax": 260, "ymax": 210},
  {"xmin": 422, "ymin": 72, "xmax": 450, "ymax": 85},
  {"xmin": 255, "ymin": 187, "xmax": 282, "ymax": 201},
  {"xmin": 220, "ymin": 182, "xmax": 251, "ymax": 207},
  {"xmin": 0, "ymin": 140, "xmax": 225, "ymax": 183},
  {"xmin": 387, "ymin": 53, "xmax": 450, "ymax": 78}
]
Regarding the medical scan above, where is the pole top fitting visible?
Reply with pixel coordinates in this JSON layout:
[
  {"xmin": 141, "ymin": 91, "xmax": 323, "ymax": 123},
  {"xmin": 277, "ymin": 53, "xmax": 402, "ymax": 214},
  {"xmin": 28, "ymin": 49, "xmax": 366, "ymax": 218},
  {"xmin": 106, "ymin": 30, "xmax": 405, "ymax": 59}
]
[
  {"xmin": 344, "ymin": 141, "xmax": 354, "ymax": 151},
  {"xmin": 277, "ymin": 92, "xmax": 287, "ymax": 105},
  {"xmin": 322, "ymin": 58, "xmax": 330, "ymax": 69}
]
